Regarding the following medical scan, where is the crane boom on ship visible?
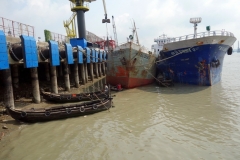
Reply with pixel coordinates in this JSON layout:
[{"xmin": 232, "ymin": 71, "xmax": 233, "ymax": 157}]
[
  {"xmin": 112, "ymin": 16, "xmax": 118, "ymax": 46},
  {"xmin": 102, "ymin": 0, "xmax": 110, "ymax": 23}
]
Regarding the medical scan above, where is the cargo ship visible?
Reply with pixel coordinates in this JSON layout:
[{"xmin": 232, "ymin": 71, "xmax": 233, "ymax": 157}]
[
  {"xmin": 152, "ymin": 17, "xmax": 236, "ymax": 86},
  {"xmin": 106, "ymin": 21, "xmax": 156, "ymax": 88}
]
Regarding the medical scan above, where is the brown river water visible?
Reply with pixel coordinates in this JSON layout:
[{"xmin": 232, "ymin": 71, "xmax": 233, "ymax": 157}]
[{"xmin": 0, "ymin": 54, "xmax": 240, "ymax": 160}]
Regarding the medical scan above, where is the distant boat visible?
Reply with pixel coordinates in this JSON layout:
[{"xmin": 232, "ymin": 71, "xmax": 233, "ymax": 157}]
[
  {"xmin": 152, "ymin": 17, "xmax": 236, "ymax": 86},
  {"xmin": 106, "ymin": 21, "xmax": 156, "ymax": 89}
]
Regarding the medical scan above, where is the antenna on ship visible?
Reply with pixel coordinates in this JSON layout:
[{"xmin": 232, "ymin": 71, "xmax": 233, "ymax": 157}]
[
  {"xmin": 190, "ymin": 17, "xmax": 202, "ymax": 38},
  {"xmin": 129, "ymin": 19, "xmax": 140, "ymax": 45},
  {"xmin": 102, "ymin": 0, "xmax": 110, "ymax": 50}
]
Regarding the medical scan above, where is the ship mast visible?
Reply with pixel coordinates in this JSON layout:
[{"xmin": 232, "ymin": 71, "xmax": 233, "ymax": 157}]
[{"xmin": 190, "ymin": 17, "xmax": 202, "ymax": 38}]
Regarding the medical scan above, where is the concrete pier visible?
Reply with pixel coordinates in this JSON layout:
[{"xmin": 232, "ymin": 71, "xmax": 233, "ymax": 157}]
[{"xmin": 30, "ymin": 68, "xmax": 41, "ymax": 103}]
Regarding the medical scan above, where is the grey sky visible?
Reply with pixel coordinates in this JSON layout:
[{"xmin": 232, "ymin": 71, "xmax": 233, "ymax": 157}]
[{"xmin": 0, "ymin": 0, "xmax": 239, "ymax": 49}]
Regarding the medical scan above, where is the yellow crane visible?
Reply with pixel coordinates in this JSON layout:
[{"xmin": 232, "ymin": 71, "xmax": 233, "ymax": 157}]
[{"xmin": 63, "ymin": 12, "xmax": 77, "ymax": 38}]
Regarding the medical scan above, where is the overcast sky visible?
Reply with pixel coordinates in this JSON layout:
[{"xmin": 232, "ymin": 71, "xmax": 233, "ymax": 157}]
[{"xmin": 0, "ymin": 0, "xmax": 239, "ymax": 49}]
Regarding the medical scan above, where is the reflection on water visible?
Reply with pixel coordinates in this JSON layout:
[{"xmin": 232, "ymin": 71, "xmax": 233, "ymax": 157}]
[{"xmin": 1, "ymin": 54, "xmax": 240, "ymax": 160}]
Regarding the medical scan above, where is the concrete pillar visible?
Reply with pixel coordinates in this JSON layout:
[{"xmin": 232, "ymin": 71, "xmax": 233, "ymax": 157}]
[
  {"xmin": 98, "ymin": 63, "xmax": 102, "ymax": 77},
  {"xmin": 50, "ymin": 66, "xmax": 58, "ymax": 94},
  {"xmin": 44, "ymin": 63, "xmax": 50, "ymax": 81},
  {"xmin": 85, "ymin": 63, "xmax": 88, "ymax": 83},
  {"xmin": 89, "ymin": 63, "xmax": 94, "ymax": 81},
  {"xmin": 63, "ymin": 61, "xmax": 70, "ymax": 91},
  {"xmin": 80, "ymin": 64, "xmax": 86, "ymax": 85},
  {"xmin": 12, "ymin": 65, "xmax": 19, "ymax": 89},
  {"xmin": 30, "ymin": 68, "xmax": 41, "ymax": 103},
  {"xmin": 102, "ymin": 62, "xmax": 106, "ymax": 76},
  {"xmin": 74, "ymin": 61, "xmax": 79, "ymax": 88},
  {"xmin": 95, "ymin": 63, "xmax": 99, "ymax": 78},
  {"xmin": 3, "ymin": 69, "xmax": 15, "ymax": 109}
]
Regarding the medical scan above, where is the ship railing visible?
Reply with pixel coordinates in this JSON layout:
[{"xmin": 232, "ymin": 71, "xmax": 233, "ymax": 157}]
[{"xmin": 154, "ymin": 30, "xmax": 235, "ymax": 44}]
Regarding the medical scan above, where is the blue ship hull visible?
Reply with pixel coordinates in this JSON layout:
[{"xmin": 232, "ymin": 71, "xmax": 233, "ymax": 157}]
[{"xmin": 156, "ymin": 44, "xmax": 231, "ymax": 86}]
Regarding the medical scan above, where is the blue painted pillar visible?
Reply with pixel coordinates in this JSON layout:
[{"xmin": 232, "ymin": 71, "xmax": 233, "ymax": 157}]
[
  {"xmin": 95, "ymin": 49, "xmax": 99, "ymax": 78},
  {"xmin": 77, "ymin": 46, "xmax": 85, "ymax": 85},
  {"xmin": 49, "ymin": 40, "xmax": 60, "ymax": 94},
  {"xmin": 84, "ymin": 47, "xmax": 90, "ymax": 83},
  {"xmin": 98, "ymin": 50, "xmax": 103, "ymax": 77},
  {"xmin": 0, "ymin": 30, "xmax": 14, "ymax": 108},
  {"xmin": 88, "ymin": 48, "xmax": 94, "ymax": 81},
  {"xmin": 102, "ymin": 50, "xmax": 106, "ymax": 76},
  {"xmin": 20, "ymin": 35, "xmax": 40, "ymax": 103},
  {"xmin": 64, "ymin": 43, "xmax": 74, "ymax": 91}
]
